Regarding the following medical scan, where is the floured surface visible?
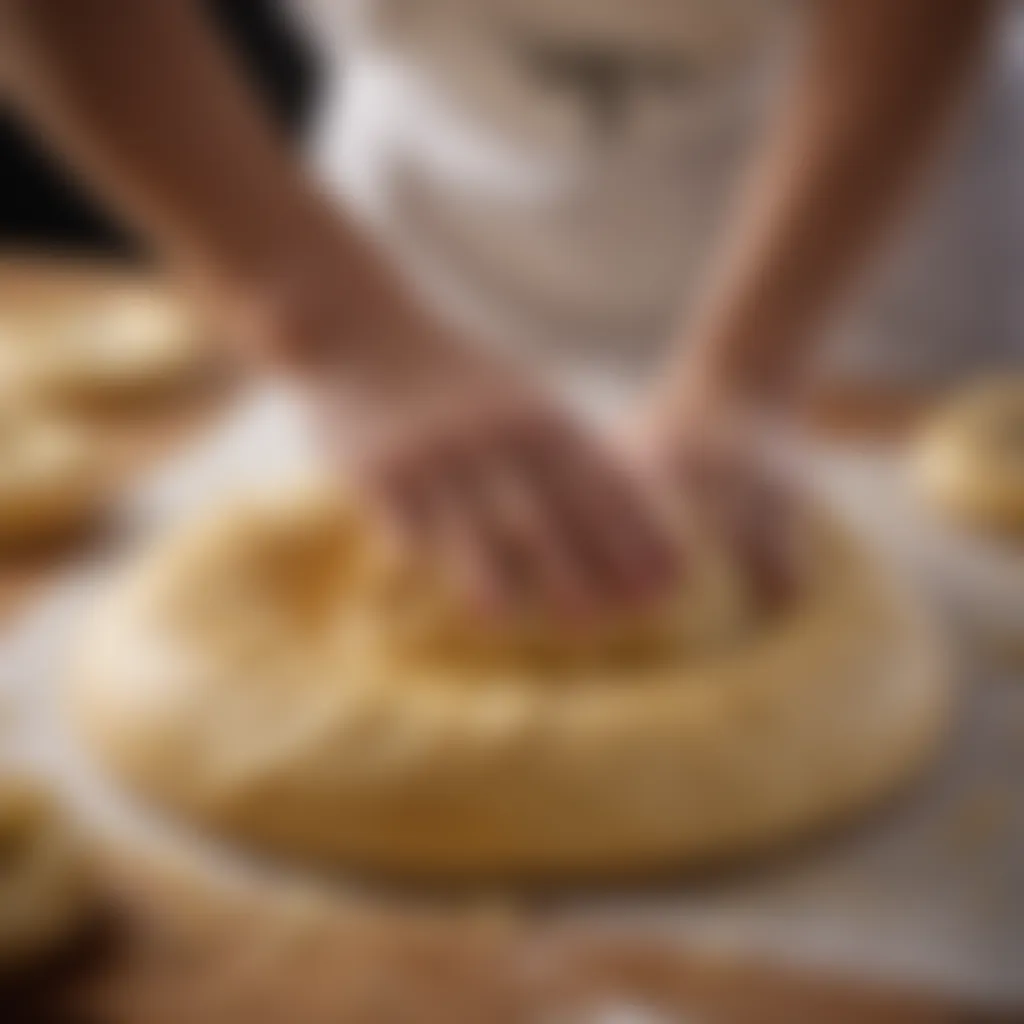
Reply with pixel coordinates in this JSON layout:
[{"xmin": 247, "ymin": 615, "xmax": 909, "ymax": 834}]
[
  {"xmin": 70, "ymin": 475, "xmax": 947, "ymax": 880},
  {"xmin": 0, "ymin": 389, "xmax": 1022, "ymax": 1007}
]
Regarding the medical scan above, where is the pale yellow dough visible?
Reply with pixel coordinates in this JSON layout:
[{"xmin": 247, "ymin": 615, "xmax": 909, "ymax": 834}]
[
  {"xmin": 71, "ymin": 484, "xmax": 950, "ymax": 881},
  {"xmin": 0, "ymin": 289, "xmax": 203, "ymax": 406},
  {"xmin": 0, "ymin": 403, "xmax": 104, "ymax": 546},
  {"xmin": 916, "ymin": 378, "xmax": 1024, "ymax": 536},
  {"xmin": 0, "ymin": 777, "xmax": 89, "ymax": 966}
]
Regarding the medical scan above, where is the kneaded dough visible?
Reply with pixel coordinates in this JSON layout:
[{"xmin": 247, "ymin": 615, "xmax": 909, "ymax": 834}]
[
  {"xmin": 71, "ymin": 484, "xmax": 950, "ymax": 880},
  {"xmin": 916, "ymin": 379, "xmax": 1024, "ymax": 535},
  {"xmin": 0, "ymin": 777, "xmax": 89, "ymax": 966},
  {"xmin": 0, "ymin": 289, "xmax": 204, "ymax": 406},
  {"xmin": 0, "ymin": 402, "xmax": 104, "ymax": 547}
]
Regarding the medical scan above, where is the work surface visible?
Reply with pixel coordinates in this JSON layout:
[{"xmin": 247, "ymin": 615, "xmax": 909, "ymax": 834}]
[{"xmin": 0, "ymin": 257, "xmax": 1020, "ymax": 1023}]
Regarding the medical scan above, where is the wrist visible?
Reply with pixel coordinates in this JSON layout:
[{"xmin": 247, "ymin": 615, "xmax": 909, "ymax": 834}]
[
  {"xmin": 655, "ymin": 360, "xmax": 788, "ymax": 437},
  {"xmin": 196, "ymin": 212, "xmax": 427, "ymax": 382}
]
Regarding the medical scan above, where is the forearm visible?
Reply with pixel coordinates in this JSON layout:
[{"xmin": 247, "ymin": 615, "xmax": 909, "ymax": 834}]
[
  {"xmin": 664, "ymin": 0, "xmax": 997, "ymax": 411},
  {"xmin": 0, "ymin": 0, "xmax": 387, "ymax": 320}
]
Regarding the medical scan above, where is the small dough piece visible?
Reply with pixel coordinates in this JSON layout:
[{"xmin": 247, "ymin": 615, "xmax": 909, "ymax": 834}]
[
  {"xmin": 916, "ymin": 379, "xmax": 1024, "ymax": 536},
  {"xmin": 0, "ymin": 403, "xmax": 104, "ymax": 547},
  {"xmin": 71, "ymin": 484, "xmax": 950, "ymax": 881},
  {"xmin": 3, "ymin": 290, "xmax": 205, "ymax": 407},
  {"xmin": 0, "ymin": 777, "xmax": 90, "ymax": 967}
]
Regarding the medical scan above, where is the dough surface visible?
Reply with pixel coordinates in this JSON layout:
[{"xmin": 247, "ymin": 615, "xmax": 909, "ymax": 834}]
[
  {"xmin": 71, "ymin": 484, "xmax": 950, "ymax": 880},
  {"xmin": 0, "ymin": 777, "xmax": 89, "ymax": 966},
  {"xmin": 0, "ymin": 289, "xmax": 204, "ymax": 406},
  {"xmin": 916, "ymin": 378, "xmax": 1024, "ymax": 535},
  {"xmin": 0, "ymin": 402, "xmax": 104, "ymax": 546}
]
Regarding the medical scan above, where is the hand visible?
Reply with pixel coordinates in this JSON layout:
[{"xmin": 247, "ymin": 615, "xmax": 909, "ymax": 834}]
[
  {"xmin": 236, "ymin": 263, "xmax": 682, "ymax": 625},
  {"xmin": 639, "ymin": 383, "xmax": 806, "ymax": 607},
  {"xmin": 329, "ymin": 352, "xmax": 684, "ymax": 625}
]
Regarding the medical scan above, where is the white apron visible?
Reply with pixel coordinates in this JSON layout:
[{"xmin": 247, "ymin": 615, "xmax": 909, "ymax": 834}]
[{"xmin": 293, "ymin": 0, "xmax": 1024, "ymax": 402}]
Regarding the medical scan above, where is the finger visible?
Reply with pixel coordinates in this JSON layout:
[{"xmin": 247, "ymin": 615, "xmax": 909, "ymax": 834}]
[
  {"xmin": 413, "ymin": 461, "xmax": 521, "ymax": 619},
  {"xmin": 584, "ymin": 456, "xmax": 682, "ymax": 592},
  {"xmin": 357, "ymin": 443, "xmax": 563, "ymax": 621},
  {"xmin": 734, "ymin": 476, "xmax": 805, "ymax": 606},
  {"xmin": 528, "ymin": 433, "xmax": 682, "ymax": 604},
  {"xmin": 357, "ymin": 454, "xmax": 433, "ymax": 559},
  {"xmin": 466, "ymin": 452, "xmax": 601, "ymax": 621},
  {"xmin": 668, "ymin": 439, "xmax": 733, "ymax": 499},
  {"xmin": 700, "ymin": 465, "xmax": 801, "ymax": 609}
]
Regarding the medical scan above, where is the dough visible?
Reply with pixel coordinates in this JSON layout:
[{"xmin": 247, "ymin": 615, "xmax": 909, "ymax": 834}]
[
  {"xmin": 71, "ymin": 484, "xmax": 950, "ymax": 880},
  {"xmin": 916, "ymin": 378, "xmax": 1024, "ymax": 535},
  {"xmin": 0, "ymin": 776, "xmax": 89, "ymax": 966},
  {"xmin": 0, "ymin": 402, "xmax": 105, "ymax": 547},
  {"xmin": 0, "ymin": 289, "xmax": 204, "ymax": 407}
]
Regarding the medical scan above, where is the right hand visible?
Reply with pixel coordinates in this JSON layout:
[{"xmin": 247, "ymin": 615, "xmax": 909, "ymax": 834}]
[
  {"xmin": 232, "ymin": 265, "xmax": 682, "ymax": 626},
  {"xmin": 636, "ymin": 374, "xmax": 808, "ymax": 609}
]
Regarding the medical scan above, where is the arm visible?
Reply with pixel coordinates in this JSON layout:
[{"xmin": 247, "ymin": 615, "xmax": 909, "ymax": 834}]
[
  {"xmin": 657, "ymin": 0, "xmax": 998, "ymax": 417},
  {"xmin": 0, "ymin": 0, "xmax": 678, "ymax": 617},
  {"xmin": 645, "ymin": 0, "xmax": 996, "ymax": 600},
  {"xmin": 0, "ymin": 0, "xmax": 389, "ymax": 330}
]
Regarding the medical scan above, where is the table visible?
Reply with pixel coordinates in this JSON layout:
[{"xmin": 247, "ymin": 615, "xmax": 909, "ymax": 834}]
[{"xmin": 0, "ymin": 256, "xmax": 1003, "ymax": 1024}]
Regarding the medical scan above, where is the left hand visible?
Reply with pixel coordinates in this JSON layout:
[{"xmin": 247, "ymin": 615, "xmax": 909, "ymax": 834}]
[{"xmin": 637, "ymin": 384, "xmax": 807, "ymax": 608}]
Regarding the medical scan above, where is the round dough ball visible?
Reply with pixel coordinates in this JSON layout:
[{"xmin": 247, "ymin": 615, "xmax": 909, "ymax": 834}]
[
  {"xmin": 0, "ymin": 777, "xmax": 90, "ymax": 967},
  {"xmin": 916, "ymin": 378, "xmax": 1024, "ymax": 536},
  {"xmin": 70, "ymin": 484, "xmax": 950, "ymax": 881},
  {"xmin": 4, "ymin": 290, "xmax": 205, "ymax": 407},
  {"xmin": 0, "ymin": 403, "xmax": 105, "ymax": 547}
]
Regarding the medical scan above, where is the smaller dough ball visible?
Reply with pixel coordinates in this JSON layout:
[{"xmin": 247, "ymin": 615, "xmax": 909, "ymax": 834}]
[
  {"xmin": 9, "ymin": 290, "xmax": 206, "ymax": 406},
  {"xmin": 916, "ymin": 378, "xmax": 1024, "ymax": 536},
  {"xmin": 0, "ymin": 402, "xmax": 105, "ymax": 547},
  {"xmin": 0, "ymin": 777, "xmax": 90, "ymax": 968}
]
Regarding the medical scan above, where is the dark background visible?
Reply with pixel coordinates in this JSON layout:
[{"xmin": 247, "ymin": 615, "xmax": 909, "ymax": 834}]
[{"xmin": 0, "ymin": 0, "xmax": 315, "ymax": 256}]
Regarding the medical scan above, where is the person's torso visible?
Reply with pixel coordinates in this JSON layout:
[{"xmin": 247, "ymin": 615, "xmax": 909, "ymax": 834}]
[{"xmin": 294, "ymin": 0, "xmax": 1024, "ymax": 396}]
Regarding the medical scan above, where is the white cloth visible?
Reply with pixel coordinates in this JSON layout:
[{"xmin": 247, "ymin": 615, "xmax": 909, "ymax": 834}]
[{"xmin": 293, "ymin": 0, "xmax": 1024, "ymax": 393}]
